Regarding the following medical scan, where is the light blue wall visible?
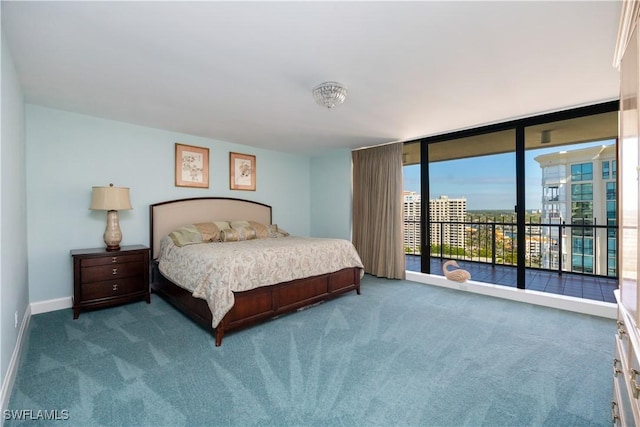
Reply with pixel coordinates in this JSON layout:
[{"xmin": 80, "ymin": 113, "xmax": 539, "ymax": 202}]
[
  {"xmin": 26, "ymin": 106, "xmax": 311, "ymax": 303},
  {"xmin": 1, "ymin": 33, "xmax": 28, "ymax": 393},
  {"xmin": 310, "ymin": 149, "xmax": 352, "ymax": 240}
]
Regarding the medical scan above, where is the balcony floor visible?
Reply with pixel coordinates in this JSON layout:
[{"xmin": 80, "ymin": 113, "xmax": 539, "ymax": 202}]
[{"xmin": 406, "ymin": 255, "xmax": 617, "ymax": 303}]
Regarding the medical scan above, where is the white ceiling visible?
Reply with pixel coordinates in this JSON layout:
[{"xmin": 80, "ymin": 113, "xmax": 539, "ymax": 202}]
[{"xmin": 1, "ymin": 1, "xmax": 622, "ymax": 156}]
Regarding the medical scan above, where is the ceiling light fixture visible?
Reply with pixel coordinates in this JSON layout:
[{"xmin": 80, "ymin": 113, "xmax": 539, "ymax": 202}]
[
  {"xmin": 540, "ymin": 130, "xmax": 552, "ymax": 144},
  {"xmin": 312, "ymin": 81, "xmax": 348, "ymax": 109}
]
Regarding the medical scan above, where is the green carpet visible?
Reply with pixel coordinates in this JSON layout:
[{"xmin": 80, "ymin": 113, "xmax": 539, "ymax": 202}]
[{"xmin": 6, "ymin": 275, "xmax": 615, "ymax": 426}]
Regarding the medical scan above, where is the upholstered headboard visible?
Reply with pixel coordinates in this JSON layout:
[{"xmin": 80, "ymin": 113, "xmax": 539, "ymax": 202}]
[{"xmin": 149, "ymin": 197, "xmax": 272, "ymax": 259}]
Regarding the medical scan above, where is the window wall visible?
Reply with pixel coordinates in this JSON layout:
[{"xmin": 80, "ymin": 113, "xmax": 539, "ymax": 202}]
[
  {"xmin": 526, "ymin": 112, "xmax": 618, "ymax": 284},
  {"xmin": 402, "ymin": 141, "xmax": 421, "ymax": 261},
  {"xmin": 403, "ymin": 101, "xmax": 619, "ymax": 288}
]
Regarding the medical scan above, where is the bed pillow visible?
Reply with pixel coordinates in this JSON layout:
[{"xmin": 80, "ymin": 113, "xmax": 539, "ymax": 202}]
[
  {"xmin": 268, "ymin": 224, "xmax": 290, "ymax": 238},
  {"xmin": 194, "ymin": 222, "xmax": 222, "ymax": 242},
  {"xmin": 230, "ymin": 220, "xmax": 251, "ymax": 229},
  {"xmin": 169, "ymin": 225, "xmax": 204, "ymax": 247},
  {"xmin": 220, "ymin": 226, "xmax": 258, "ymax": 242},
  {"xmin": 248, "ymin": 221, "xmax": 270, "ymax": 239},
  {"xmin": 213, "ymin": 221, "xmax": 231, "ymax": 231},
  {"xmin": 230, "ymin": 220, "xmax": 272, "ymax": 239}
]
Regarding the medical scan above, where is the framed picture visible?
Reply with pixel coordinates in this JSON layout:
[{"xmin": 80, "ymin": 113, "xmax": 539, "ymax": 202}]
[
  {"xmin": 175, "ymin": 143, "xmax": 209, "ymax": 188},
  {"xmin": 229, "ymin": 152, "xmax": 256, "ymax": 191}
]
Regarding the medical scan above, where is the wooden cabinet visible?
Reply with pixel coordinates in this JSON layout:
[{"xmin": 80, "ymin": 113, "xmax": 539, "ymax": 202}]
[
  {"xmin": 618, "ymin": 3, "xmax": 640, "ymax": 327},
  {"xmin": 71, "ymin": 245, "xmax": 150, "ymax": 318},
  {"xmin": 613, "ymin": 2, "xmax": 640, "ymax": 425},
  {"xmin": 613, "ymin": 291, "xmax": 640, "ymax": 425}
]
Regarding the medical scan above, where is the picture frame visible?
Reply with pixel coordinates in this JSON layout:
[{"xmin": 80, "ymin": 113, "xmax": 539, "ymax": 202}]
[
  {"xmin": 175, "ymin": 143, "xmax": 209, "ymax": 188},
  {"xmin": 229, "ymin": 152, "xmax": 256, "ymax": 191}
]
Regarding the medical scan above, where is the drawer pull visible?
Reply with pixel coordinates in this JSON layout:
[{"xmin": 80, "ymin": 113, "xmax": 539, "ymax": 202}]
[
  {"xmin": 611, "ymin": 401, "xmax": 620, "ymax": 423},
  {"xmin": 617, "ymin": 320, "xmax": 627, "ymax": 337},
  {"xmin": 631, "ymin": 369, "xmax": 640, "ymax": 399},
  {"xmin": 613, "ymin": 358, "xmax": 622, "ymax": 377},
  {"xmin": 111, "ymin": 257, "xmax": 118, "ymax": 263},
  {"xmin": 112, "ymin": 268, "xmax": 118, "ymax": 275},
  {"xmin": 113, "ymin": 284, "xmax": 118, "ymax": 291}
]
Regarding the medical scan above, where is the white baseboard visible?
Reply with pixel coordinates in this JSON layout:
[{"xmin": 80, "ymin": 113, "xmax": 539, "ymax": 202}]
[
  {"xmin": 1, "ymin": 297, "xmax": 72, "ymax": 425},
  {"xmin": 406, "ymin": 271, "xmax": 617, "ymax": 319},
  {"xmin": 30, "ymin": 297, "xmax": 72, "ymax": 315},
  {"xmin": 1, "ymin": 305, "xmax": 32, "ymax": 427}
]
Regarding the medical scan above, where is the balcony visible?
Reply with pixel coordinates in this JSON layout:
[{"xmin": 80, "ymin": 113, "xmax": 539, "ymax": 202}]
[{"xmin": 404, "ymin": 219, "xmax": 618, "ymax": 303}]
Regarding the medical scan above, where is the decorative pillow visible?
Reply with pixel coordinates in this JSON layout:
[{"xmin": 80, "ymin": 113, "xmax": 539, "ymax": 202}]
[
  {"xmin": 194, "ymin": 222, "xmax": 221, "ymax": 242},
  {"xmin": 230, "ymin": 220, "xmax": 265, "ymax": 239},
  {"xmin": 213, "ymin": 221, "xmax": 231, "ymax": 231},
  {"xmin": 169, "ymin": 225, "xmax": 204, "ymax": 247},
  {"xmin": 220, "ymin": 226, "xmax": 258, "ymax": 242},
  {"xmin": 268, "ymin": 224, "xmax": 290, "ymax": 238},
  {"xmin": 230, "ymin": 220, "xmax": 251, "ymax": 229},
  {"xmin": 248, "ymin": 221, "xmax": 270, "ymax": 239}
]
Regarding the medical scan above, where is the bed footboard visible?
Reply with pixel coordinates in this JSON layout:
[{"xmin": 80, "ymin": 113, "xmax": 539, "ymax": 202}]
[{"xmin": 151, "ymin": 262, "xmax": 361, "ymax": 346}]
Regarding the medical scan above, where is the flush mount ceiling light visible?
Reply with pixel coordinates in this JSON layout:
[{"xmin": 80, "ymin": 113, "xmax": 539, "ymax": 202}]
[{"xmin": 312, "ymin": 81, "xmax": 348, "ymax": 109}]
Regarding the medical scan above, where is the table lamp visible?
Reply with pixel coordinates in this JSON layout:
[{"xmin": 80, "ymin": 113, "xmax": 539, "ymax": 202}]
[{"xmin": 89, "ymin": 183, "xmax": 132, "ymax": 251}]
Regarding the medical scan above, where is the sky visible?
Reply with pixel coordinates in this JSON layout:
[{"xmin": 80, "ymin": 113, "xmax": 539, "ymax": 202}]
[{"xmin": 403, "ymin": 140, "xmax": 616, "ymax": 211}]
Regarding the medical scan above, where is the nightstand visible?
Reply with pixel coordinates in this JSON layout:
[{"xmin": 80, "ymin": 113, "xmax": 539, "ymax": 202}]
[{"xmin": 71, "ymin": 245, "xmax": 150, "ymax": 318}]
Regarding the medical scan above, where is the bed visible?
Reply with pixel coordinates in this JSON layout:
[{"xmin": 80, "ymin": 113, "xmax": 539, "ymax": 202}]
[{"xmin": 150, "ymin": 197, "xmax": 364, "ymax": 346}]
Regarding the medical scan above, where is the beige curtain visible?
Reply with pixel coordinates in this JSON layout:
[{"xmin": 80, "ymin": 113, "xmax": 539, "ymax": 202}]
[{"xmin": 352, "ymin": 142, "xmax": 405, "ymax": 279}]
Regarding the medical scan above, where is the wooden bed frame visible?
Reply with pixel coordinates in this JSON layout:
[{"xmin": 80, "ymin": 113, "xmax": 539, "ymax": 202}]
[{"xmin": 149, "ymin": 197, "xmax": 361, "ymax": 346}]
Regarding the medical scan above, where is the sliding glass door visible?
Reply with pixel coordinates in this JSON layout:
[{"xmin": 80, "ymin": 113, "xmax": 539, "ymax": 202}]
[{"xmin": 426, "ymin": 130, "xmax": 516, "ymax": 276}]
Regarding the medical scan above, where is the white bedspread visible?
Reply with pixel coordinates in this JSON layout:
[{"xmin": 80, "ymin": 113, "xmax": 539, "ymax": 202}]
[{"xmin": 158, "ymin": 236, "xmax": 364, "ymax": 327}]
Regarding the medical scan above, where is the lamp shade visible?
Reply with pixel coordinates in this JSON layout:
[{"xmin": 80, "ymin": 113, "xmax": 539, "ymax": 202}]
[{"xmin": 89, "ymin": 184, "xmax": 132, "ymax": 211}]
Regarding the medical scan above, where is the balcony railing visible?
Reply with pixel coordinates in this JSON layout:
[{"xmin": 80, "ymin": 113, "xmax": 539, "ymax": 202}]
[{"xmin": 404, "ymin": 217, "xmax": 618, "ymax": 278}]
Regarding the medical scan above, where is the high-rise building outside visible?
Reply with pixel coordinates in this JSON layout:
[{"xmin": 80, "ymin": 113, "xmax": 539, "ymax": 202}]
[
  {"xmin": 534, "ymin": 144, "xmax": 617, "ymax": 276},
  {"xmin": 403, "ymin": 191, "xmax": 421, "ymax": 253},
  {"xmin": 403, "ymin": 192, "xmax": 469, "ymax": 253},
  {"xmin": 429, "ymin": 195, "xmax": 467, "ymax": 248}
]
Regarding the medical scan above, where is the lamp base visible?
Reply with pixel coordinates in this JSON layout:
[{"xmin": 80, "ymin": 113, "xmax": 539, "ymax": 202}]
[{"xmin": 103, "ymin": 210, "xmax": 123, "ymax": 252}]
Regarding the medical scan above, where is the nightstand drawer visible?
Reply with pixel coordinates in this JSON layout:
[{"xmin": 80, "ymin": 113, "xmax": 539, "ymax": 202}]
[
  {"xmin": 80, "ymin": 261, "xmax": 145, "ymax": 283},
  {"xmin": 81, "ymin": 277, "xmax": 146, "ymax": 301},
  {"xmin": 71, "ymin": 245, "xmax": 150, "ymax": 319},
  {"xmin": 80, "ymin": 253, "xmax": 145, "ymax": 267}
]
